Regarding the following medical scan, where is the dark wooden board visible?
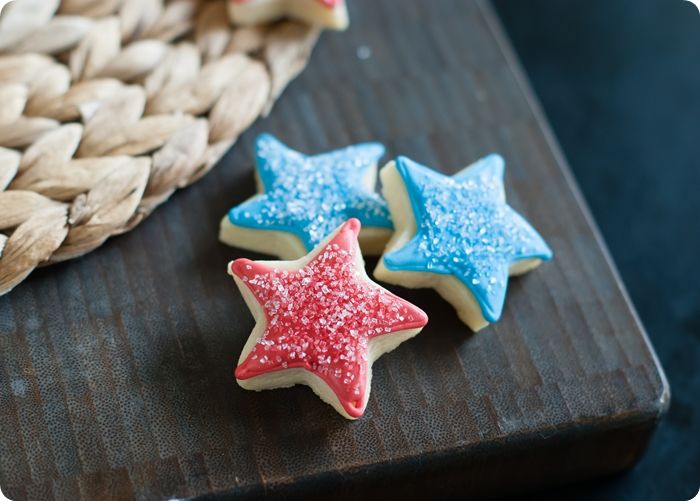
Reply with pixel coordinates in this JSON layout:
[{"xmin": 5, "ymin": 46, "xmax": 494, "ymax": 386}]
[{"xmin": 0, "ymin": 1, "xmax": 669, "ymax": 499}]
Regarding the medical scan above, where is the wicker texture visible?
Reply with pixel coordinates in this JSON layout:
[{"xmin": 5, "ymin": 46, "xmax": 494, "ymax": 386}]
[{"xmin": 0, "ymin": 0, "xmax": 318, "ymax": 295}]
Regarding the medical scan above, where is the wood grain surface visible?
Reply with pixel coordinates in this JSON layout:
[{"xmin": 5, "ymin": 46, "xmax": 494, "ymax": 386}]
[{"xmin": 0, "ymin": 1, "xmax": 669, "ymax": 500}]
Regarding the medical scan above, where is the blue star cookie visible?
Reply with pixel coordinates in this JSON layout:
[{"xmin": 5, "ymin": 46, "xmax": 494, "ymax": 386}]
[
  {"xmin": 219, "ymin": 134, "xmax": 393, "ymax": 259},
  {"xmin": 374, "ymin": 154, "xmax": 553, "ymax": 331}
]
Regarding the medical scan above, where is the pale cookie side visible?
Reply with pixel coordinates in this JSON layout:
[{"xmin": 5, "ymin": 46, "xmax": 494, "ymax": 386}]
[{"xmin": 228, "ymin": 0, "xmax": 349, "ymax": 30}]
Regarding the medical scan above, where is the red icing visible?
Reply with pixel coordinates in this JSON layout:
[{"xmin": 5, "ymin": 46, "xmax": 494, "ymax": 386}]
[
  {"xmin": 232, "ymin": 0, "xmax": 342, "ymax": 7},
  {"xmin": 231, "ymin": 219, "xmax": 428, "ymax": 418}
]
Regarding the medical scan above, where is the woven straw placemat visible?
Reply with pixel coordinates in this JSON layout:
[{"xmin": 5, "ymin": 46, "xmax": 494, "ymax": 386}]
[{"xmin": 0, "ymin": 0, "xmax": 318, "ymax": 295}]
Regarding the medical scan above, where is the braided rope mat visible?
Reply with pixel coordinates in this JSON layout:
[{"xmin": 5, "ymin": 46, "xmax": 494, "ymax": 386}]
[{"xmin": 0, "ymin": 0, "xmax": 319, "ymax": 295}]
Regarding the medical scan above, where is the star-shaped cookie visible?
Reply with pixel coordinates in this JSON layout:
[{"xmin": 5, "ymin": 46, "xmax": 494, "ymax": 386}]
[
  {"xmin": 228, "ymin": 0, "xmax": 349, "ymax": 30},
  {"xmin": 220, "ymin": 133, "xmax": 393, "ymax": 259},
  {"xmin": 229, "ymin": 218, "xmax": 428, "ymax": 419},
  {"xmin": 374, "ymin": 155, "xmax": 552, "ymax": 331}
]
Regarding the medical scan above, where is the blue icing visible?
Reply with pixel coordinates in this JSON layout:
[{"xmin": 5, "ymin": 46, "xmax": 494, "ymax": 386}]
[
  {"xmin": 384, "ymin": 155, "xmax": 553, "ymax": 322},
  {"xmin": 228, "ymin": 133, "xmax": 392, "ymax": 250}
]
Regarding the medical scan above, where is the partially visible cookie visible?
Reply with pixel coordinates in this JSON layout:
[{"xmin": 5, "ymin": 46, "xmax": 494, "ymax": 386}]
[
  {"xmin": 374, "ymin": 155, "xmax": 553, "ymax": 332},
  {"xmin": 228, "ymin": 0, "xmax": 349, "ymax": 30},
  {"xmin": 229, "ymin": 218, "xmax": 428, "ymax": 419},
  {"xmin": 220, "ymin": 133, "xmax": 392, "ymax": 259}
]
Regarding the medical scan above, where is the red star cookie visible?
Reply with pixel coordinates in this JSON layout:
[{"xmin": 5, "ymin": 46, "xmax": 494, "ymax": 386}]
[
  {"xmin": 228, "ymin": 0, "xmax": 349, "ymax": 30},
  {"xmin": 229, "ymin": 219, "xmax": 428, "ymax": 419}
]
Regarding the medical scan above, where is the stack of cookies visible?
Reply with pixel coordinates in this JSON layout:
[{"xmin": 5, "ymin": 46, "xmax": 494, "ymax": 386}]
[
  {"xmin": 220, "ymin": 134, "xmax": 552, "ymax": 419},
  {"xmin": 222, "ymin": 0, "xmax": 551, "ymax": 421}
]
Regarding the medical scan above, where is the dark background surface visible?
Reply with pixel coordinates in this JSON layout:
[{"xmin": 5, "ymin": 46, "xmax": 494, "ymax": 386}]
[{"xmin": 493, "ymin": 0, "xmax": 700, "ymax": 500}]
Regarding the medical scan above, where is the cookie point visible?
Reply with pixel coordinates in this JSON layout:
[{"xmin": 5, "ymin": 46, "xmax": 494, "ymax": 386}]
[
  {"xmin": 231, "ymin": 258, "xmax": 254, "ymax": 277},
  {"xmin": 344, "ymin": 218, "xmax": 361, "ymax": 235},
  {"xmin": 486, "ymin": 152, "xmax": 504, "ymax": 163},
  {"xmin": 345, "ymin": 399, "xmax": 365, "ymax": 419},
  {"xmin": 543, "ymin": 243, "xmax": 554, "ymax": 260},
  {"xmin": 414, "ymin": 306, "xmax": 430, "ymax": 326},
  {"xmin": 234, "ymin": 363, "xmax": 251, "ymax": 380},
  {"xmin": 395, "ymin": 155, "xmax": 410, "ymax": 166},
  {"xmin": 254, "ymin": 132, "xmax": 281, "ymax": 154},
  {"xmin": 366, "ymin": 142, "xmax": 386, "ymax": 156},
  {"xmin": 404, "ymin": 301, "xmax": 429, "ymax": 328},
  {"xmin": 486, "ymin": 153, "xmax": 505, "ymax": 175},
  {"xmin": 394, "ymin": 155, "xmax": 418, "ymax": 177}
]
